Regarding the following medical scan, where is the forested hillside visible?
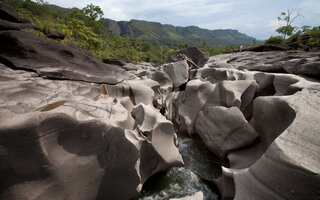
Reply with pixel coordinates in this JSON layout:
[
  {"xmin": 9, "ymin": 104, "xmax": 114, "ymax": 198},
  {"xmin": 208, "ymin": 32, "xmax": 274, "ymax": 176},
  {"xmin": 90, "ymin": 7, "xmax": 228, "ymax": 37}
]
[{"xmin": 105, "ymin": 19, "xmax": 255, "ymax": 46}]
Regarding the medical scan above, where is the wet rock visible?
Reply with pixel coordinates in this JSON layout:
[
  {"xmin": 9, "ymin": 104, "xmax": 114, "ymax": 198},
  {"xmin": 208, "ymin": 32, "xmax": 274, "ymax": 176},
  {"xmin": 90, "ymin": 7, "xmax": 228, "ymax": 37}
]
[{"xmin": 170, "ymin": 191, "xmax": 204, "ymax": 200}]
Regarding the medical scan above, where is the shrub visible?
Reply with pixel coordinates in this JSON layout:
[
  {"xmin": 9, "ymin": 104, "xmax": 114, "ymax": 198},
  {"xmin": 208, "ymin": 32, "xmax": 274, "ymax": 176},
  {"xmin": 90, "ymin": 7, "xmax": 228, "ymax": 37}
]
[
  {"xmin": 265, "ymin": 36, "xmax": 284, "ymax": 44},
  {"xmin": 307, "ymin": 26, "xmax": 320, "ymax": 49}
]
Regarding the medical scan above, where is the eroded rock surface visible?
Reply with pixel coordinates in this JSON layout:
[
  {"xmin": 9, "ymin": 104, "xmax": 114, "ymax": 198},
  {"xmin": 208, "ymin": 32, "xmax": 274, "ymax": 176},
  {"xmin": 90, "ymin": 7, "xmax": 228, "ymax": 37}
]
[
  {"xmin": 0, "ymin": 64, "xmax": 183, "ymax": 200},
  {"xmin": 0, "ymin": 30, "xmax": 133, "ymax": 84},
  {"xmin": 0, "ymin": 8, "xmax": 319, "ymax": 199},
  {"xmin": 164, "ymin": 60, "xmax": 189, "ymax": 89},
  {"xmin": 195, "ymin": 106, "xmax": 258, "ymax": 160},
  {"xmin": 199, "ymin": 51, "xmax": 320, "ymax": 200},
  {"xmin": 207, "ymin": 50, "xmax": 320, "ymax": 78}
]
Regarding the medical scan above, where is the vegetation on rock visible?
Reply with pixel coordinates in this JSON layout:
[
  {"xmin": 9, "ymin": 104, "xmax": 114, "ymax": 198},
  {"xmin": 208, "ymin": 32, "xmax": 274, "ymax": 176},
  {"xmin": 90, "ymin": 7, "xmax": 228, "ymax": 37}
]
[{"xmin": 265, "ymin": 9, "xmax": 319, "ymax": 50}]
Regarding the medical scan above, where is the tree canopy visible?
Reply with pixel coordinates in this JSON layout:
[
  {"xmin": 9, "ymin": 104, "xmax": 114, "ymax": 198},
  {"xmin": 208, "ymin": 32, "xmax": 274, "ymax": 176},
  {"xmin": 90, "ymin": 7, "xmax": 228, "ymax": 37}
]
[{"xmin": 81, "ymin": 3, "xmax": 104, "ymax": 20}]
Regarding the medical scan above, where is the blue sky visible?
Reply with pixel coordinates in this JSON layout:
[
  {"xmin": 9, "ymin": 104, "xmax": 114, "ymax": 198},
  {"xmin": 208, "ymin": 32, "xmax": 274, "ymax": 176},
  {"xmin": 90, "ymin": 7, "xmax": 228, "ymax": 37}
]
[{"xmin": 46, "ymin": 0, "xmax": 320, "ymax": 40}]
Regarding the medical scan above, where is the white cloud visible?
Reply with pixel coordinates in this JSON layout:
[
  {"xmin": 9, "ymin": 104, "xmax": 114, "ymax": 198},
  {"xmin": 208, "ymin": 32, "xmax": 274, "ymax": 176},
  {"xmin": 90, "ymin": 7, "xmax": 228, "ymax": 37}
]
[
  {"xmin": 245, "ymin": 23, "xmax": 254, "ymax": 28},
  {"xmin": 300, "ymin": 0, "xmax": 320, "ymax": 14},
  {"xmin": 267, "ymin": 20, "xmax": 286, "ymax": 29}
]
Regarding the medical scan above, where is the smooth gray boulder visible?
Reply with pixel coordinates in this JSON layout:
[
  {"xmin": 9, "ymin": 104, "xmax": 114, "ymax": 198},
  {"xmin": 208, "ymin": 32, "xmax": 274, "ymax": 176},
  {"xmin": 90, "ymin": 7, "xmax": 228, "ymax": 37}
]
[
  {"xmin": 195, "ymin": 106, "xmax": 258, "ymax": 159},
  {"xmin": 178, "ymin": 80, "xmax": 215, "ymax": 135},
  {"xmin": 164, "ymin": 60, "xmax": 189, "ymax": 89},
  {"xmin": 178, "ymin": 79, "xmax": 258, "ymax": 135},
  {"xmin": 131, "ymin": 103, "xmax": 183, "ymax": 177}
]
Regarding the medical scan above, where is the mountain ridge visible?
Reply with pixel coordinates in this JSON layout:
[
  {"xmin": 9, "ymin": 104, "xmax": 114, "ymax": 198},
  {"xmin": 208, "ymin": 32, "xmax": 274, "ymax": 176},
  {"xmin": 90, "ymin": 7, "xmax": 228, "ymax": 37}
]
[{"xmin": 105, "ymin": 18, "xmax": 255, "ymax": 47}]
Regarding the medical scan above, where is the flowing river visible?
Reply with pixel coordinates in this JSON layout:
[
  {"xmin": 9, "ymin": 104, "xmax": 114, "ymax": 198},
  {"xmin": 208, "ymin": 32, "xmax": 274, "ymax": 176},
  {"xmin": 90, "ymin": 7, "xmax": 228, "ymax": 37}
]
[{"xmin": 136, "ymin": 136, "xmax": 222, "ymax": 200}]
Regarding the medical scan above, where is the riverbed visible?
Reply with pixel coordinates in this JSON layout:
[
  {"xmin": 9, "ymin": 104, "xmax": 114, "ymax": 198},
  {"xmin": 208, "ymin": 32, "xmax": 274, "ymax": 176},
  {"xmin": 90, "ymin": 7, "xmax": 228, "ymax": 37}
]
[{"xmin": 136, "ymin": 136, "xmax": 222, "ymax": 200}]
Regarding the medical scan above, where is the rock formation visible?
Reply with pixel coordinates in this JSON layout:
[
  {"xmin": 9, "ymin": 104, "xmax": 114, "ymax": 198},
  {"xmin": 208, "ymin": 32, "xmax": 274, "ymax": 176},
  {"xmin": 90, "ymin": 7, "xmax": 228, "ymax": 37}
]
[
  {"xmin": 171, "ymin": 47, "xmax": 209, "ymax": 68},
  {"xmin": 0, "ymin": 5, "xmax": 183, "ymax": 199},
  {"xmin": 163, "ymin": 60, "xmax": 189, "ymax": 89},
  {"xmin": 1, "ymin": 4, "xmax": 320, "ymax": 200}
]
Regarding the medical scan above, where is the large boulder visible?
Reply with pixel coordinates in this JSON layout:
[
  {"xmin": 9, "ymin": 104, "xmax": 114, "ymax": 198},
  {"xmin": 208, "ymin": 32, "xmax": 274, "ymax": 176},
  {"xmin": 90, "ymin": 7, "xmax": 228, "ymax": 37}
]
[
  {"xmin": 131, "ymin": 103, "xmax": 184, "ymax": 177},
  {"xmin": 171, "ymin": 47, "xmax": 209, "ymax": 68},
  {"xmin": 178, "ymin": 80, "xmax": 215, "ymax": 135},
  {"xmin": 195, "ymin": 106, "xmax": 258, "ymax": 159},
  {"xmin": 163, "ymin": 60, "xmax": 189, "ymax": 89},
  {"xmin": 178, "ymin": 79, "xmax": 258, "ymax": 135},
  {"xmin": 0, "ymin": 30, "xmax": 133, "ymax": 84}
]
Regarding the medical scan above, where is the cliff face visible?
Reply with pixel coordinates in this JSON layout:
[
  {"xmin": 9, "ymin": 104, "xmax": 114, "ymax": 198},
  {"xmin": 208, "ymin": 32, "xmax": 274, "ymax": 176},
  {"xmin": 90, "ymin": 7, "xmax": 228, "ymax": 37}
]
[{"xmin": 104, "ymin": 18, "xmax": 255, "ymax": 46}]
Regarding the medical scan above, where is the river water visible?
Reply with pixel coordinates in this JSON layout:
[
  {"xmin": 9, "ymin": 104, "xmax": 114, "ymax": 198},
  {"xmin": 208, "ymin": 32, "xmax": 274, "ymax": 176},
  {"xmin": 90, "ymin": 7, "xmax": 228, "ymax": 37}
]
[{"xmin": 136, "ymin": 136, "xmax": 222, "ymax": 200}]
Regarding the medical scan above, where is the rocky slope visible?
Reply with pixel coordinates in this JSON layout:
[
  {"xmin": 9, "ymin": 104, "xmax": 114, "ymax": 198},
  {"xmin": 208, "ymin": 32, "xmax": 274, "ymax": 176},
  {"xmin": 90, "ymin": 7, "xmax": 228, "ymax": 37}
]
[{"xmin": 1, "ymin": 4, "xmax": 320, "ymax": 200}]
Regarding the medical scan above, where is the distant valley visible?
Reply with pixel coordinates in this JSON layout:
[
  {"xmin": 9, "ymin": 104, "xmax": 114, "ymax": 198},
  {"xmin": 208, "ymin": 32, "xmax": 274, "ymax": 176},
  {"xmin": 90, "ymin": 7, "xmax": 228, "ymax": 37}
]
[{"xmin": 105, "ymin": 19, "xmax": 255, "ymax": 47}]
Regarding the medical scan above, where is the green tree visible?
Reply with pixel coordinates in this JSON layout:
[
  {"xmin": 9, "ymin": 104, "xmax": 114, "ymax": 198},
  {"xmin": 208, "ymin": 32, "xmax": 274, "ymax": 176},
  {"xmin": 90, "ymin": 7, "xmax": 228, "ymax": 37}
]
[
  {"xmin": 202, "ymin": 40, "xmax": 207, "ymax": 48},
  {"xmin": 265, "ymin": 36, "xmax": 284, "ymax": 44},
  {"xmin": 301, "ymin": 25, "xmax": 311, "ymax": 34},
  {"xmin": 276, "ymin": 9, "xmax": 302, "ymax": 39},
  {"xmin": 81, "ymin": 3, "xmax": 104, "ymax": 20},
  {"xmin": 66, "ymin": 18, "xmax": 100, "ymax": 51}
]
